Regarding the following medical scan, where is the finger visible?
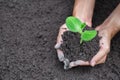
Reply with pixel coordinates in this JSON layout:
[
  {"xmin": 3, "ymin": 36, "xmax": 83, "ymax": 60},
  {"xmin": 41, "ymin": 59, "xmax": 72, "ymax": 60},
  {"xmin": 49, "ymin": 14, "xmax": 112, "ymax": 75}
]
[
  {"xmin": 57, "ymin": 24, "xmax": 68, "ymax": 43},
  {"xmin": 96, "ymin": 55, "xmax": 107, "ymax": 65},
  {"xmin": 54, "ymin": 43, "xmax": 61, "ymax": 49},
  {"xmin": 57, "ymin": 49, "xmax": 65, "ymax": 62},
  {"xmin": 95, "ymin": 27, "xmax": 100, "ymax": 31},
  {"xmin": 69, "ymin": 60, "xmax": 90, "ymax": 68},
  {"xmin": 54, "ymin": 24, "xmax": 68, "ymax": 49},
  {"xmin": 86, "ymin": 21, "xmax": 92, "ymax": 27},
  {"xmin": 95, "ymin": 25, "xmax": 102, "ymax": 31},
  {"xmin": 90, "ymin": 31, "xmax": 110, "ymax": 66},
  {"xmin": 80, "ymin": 14, "xmax": 92, "ymax": 27},
  {"xmin": 63, "ymin": 58, "xmax": 70, "ymax": 70},
  {"xmin": 95, "ymin": 23, "xmax": 106, "ymax": 31},
  {"xmin": 76, "ymin": 60, "xmax": 90, "ymax": 66},
  {"xmin": 90, "ymin": 47, "xmax": 109, "ymax": 67}
]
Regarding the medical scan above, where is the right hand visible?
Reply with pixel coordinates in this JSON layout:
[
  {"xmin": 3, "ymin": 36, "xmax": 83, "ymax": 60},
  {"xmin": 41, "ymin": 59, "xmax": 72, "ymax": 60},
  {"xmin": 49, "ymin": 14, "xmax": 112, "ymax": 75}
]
[
  {"xmin": 54, "ymin": 24, "xmax": 68, "ymax": 49},
  {"xmin": 54, "ymin": 24, "xmax": 91, "ymax": 69}
]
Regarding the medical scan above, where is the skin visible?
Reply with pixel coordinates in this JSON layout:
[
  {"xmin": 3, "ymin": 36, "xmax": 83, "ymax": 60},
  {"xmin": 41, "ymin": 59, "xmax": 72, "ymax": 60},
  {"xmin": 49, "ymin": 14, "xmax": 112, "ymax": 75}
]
[
  {"xmin": 55, "ymin": 0, "xmax": 120, "ymax": 67},
  {"xmin": 91, "ymin": 4, "xmax": 120, "ymax": 66},
  {"xmin": 73, "ymin": 0, "xmax": 95, "ymax": 27},
  {"xmin": 55, "ymin": 0, "xmax": 95, "ymax": 66},
  {"xmin": 55, "ymin": 0, "xmax": 95, "ymax": 49}
]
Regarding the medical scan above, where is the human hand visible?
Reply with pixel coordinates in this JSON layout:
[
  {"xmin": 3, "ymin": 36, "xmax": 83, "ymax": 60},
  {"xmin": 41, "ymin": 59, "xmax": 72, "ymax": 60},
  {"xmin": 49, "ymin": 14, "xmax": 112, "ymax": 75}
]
[
  {"xmin": 54, "ymin": 0, "xmax": 95, "ymax": 69},
  {"xmin": 90, "ymin": 25, "xmax": 111, "ymax": 67},
  {"xmin": 54, "ymin": 23, "xmax": 93, "ymax": 69},
  {"xmin": 55, "ymin": 4, "xmax": 120, "ymax": 69},
  {"xmin": 54, "ymin": 24, "xmax": 91, "ymax": 69},
  {"xmin": 69, "ymin": 24, "xmax": 118, "ymax": 67},
  {"xmin": 54, "ymin": 24, "xmax": 68, "ymax": 49},
  {"xmin": 90, "ymin": 4, "xmax": 120, "ymax": 67},
  {"xmin": 54, "ymin": 24, "xmax": 70, "ymax": 69}
]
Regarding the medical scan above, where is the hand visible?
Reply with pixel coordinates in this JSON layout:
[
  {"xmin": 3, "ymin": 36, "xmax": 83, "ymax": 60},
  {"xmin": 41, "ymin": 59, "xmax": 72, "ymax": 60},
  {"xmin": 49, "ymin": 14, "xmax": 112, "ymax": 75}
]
[
  {"xmin": 54, "ymin": 24, "xmax": 90, "ymax": 69},
  {"xmin": 90, "ymin": 25, "xmax": 111, "ymax": 67},
  {"xmin": 54, "ymin": 0, "xmax": 95, "ymax": 69},
  {"xmin": 54, "ymin": 22, "xmax": 93, "ymax": 68},
  {"xmin": 54, "ymin": 24, "xmax": 68, "ymax": 49},
  {"xmin": 90, "ymin": 4, "xmax": 120, "ymax": 67},
  {"xmin": 54, "ymin": 24, "xmax": 70, "ymax": 69},
  {"xmin": 55, "ymin": 4, "xmax": 120, "ymax": 68}
]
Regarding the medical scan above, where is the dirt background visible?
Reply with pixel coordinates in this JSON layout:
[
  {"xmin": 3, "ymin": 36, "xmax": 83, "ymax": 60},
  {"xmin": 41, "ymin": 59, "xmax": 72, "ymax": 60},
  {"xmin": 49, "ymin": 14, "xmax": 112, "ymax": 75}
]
[{"xmin": 0, "ymin": 0, "xmax": 120, "ymax": 80}]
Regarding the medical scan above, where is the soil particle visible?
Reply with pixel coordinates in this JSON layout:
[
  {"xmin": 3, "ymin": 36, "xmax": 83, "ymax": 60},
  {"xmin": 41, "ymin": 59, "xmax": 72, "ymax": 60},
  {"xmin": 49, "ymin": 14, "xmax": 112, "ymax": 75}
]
[{"xmin": 61, "ymin": 27, "xmax": 100, "ymax": 61}]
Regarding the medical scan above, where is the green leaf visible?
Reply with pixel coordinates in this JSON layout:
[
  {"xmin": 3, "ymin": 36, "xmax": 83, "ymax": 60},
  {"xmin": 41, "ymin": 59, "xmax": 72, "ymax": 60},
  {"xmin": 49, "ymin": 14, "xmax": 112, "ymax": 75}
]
[
  {"xmin": 65, "ymin": 16, "xmax": 86, "ymax": 33},
  {"xmin": 81, "ymin": 30, "xmax": 97, "ymax": 41}
]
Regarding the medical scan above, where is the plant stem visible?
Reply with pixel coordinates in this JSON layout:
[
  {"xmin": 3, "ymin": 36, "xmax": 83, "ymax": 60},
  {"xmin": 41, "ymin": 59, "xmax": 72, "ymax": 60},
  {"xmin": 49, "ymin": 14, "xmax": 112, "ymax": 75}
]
[
  {"xmin": 80, "ymin": 39, "xmax": 83, "ymax": 44},
  {"xmin": 79, "ymin": 31, "xmax": 82, "ymax": 34}
]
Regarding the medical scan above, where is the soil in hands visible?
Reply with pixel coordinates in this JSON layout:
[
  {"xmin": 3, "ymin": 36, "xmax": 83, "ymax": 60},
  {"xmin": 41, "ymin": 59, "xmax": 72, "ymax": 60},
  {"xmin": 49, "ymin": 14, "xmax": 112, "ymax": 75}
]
[{"xmin": 61, "ymin": 26, "xmax": 100, "ymax": 62}]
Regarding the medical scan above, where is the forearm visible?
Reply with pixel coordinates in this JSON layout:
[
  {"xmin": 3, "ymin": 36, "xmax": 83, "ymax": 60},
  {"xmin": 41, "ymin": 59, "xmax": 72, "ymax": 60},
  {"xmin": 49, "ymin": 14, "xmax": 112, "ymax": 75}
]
[
  {"xmin": 73, "ymin": 0, "xmax": 95, "ymax": 20},
  {"xmin": 106, "ymin": 4, "xmax": 120, "ymax": 39}
]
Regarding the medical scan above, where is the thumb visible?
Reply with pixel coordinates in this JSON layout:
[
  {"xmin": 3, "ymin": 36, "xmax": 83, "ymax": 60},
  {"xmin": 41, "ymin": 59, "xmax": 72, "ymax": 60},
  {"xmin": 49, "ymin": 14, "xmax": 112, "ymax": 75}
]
[
  {"xmin": 95, "ymin": 26, "xmax": 102, "ymax": 31},
  {"xmin": 90, "ymin": 47, "xmax": 109, "ymax": 67}
]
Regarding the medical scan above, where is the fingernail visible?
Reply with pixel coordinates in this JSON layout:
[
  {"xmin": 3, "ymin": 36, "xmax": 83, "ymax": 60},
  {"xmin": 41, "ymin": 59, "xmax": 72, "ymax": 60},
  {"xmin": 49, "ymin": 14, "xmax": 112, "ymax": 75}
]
[
  {"xmin": 91, "ymin": 61, "xmax": 96, "ymax": 67},
  {"xmin": 54, "ymin": 43, "xmax": 61, "ymax": 49}
]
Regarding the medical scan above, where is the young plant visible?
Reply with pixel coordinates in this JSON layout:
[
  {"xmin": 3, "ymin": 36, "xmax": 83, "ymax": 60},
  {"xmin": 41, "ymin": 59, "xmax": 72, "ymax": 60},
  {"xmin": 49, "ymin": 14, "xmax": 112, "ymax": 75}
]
[{"xmin": 66, "ymin": 16, "xmax": 97, "ymax": 44}]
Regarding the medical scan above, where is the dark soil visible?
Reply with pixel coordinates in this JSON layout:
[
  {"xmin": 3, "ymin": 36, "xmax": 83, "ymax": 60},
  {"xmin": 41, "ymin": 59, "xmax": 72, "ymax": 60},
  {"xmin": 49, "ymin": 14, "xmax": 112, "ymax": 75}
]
[
  {"xmin": 61, "ymin": 27, "xmax": 100, "ymax": 61},
  {"xmin": 0, "ymin": 0, "xmax": 120, "ymax": 80}
]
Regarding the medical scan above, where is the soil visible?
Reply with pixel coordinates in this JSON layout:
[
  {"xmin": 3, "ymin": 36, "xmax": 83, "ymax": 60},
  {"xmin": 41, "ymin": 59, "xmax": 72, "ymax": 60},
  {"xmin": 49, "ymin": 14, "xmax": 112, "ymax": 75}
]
[
  {"xmin": 0, "ymin": 0, "xmax": 120, "ymax": 80},
  {"xmin": 61, "ymin": 27, "xmax": 100, "ymax": 61}
]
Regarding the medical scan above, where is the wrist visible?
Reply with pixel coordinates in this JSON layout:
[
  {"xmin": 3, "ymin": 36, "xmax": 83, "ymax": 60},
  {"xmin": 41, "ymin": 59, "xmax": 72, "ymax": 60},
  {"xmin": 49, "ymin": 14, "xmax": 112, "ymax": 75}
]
[
  {"xmin": 108, "ymin": 24, "xmax": 120, "ymax": 39},
  {"xmin": 72, "ymin": 0, "xmax": 95, "ymax": 25},
  {"xmin": 108, "ymin": 4, "xmax": 120, "ymax": 37}
]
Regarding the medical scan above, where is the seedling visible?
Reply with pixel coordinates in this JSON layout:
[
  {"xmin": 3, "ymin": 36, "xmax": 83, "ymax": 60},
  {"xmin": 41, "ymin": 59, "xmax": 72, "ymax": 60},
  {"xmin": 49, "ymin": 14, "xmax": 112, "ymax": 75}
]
[{"xmin": 66, "ymin": 16, "xmax": 97, "ymax": 44}]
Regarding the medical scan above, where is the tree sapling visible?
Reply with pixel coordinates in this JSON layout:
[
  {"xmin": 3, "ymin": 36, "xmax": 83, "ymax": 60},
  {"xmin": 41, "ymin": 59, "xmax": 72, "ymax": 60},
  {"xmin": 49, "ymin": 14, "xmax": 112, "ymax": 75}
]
[{"xmin": 66, "ymin": 16, "xmax": 97, "ymax": 44}]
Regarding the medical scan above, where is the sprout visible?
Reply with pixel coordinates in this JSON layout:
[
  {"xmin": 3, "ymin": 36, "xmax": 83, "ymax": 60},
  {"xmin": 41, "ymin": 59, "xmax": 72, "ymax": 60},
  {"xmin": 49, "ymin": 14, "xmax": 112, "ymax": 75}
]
[{"xmin": 66, "ymin": 16, "xmax": 97, "ymax": 44}]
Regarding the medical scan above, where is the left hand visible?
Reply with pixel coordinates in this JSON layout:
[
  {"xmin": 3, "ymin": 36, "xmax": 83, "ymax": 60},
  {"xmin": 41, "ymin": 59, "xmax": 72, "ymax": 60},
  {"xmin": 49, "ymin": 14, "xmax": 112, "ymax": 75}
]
[
  {"xmin": 90, "ymin": 4, "xmax": 120, "ymax": 66},
  {"xmin": 70, "ymin": 25, "xmax": 112, "ymax": 67},
  {"xmin": 90, "ymin": 25, "xmax": 111, "ymax": 67}
]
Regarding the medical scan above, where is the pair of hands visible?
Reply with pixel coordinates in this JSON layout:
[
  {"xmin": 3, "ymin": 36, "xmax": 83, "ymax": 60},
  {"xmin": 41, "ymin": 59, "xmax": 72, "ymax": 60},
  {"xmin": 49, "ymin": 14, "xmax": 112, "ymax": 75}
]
[
  {"xmin": 55, "ymin": 3, "xmax": 120, "ymax": 68},
  {"xmin": 55, "ymin": 23, "xmax": 111, "ymax": 67}
]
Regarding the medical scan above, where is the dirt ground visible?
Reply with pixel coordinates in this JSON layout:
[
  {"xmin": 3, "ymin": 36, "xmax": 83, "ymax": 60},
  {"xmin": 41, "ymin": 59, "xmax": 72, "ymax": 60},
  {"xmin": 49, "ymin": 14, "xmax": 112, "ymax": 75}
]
[{"xmin": 0, "ymin": 0, "xmax": 120, "ymax": 80}]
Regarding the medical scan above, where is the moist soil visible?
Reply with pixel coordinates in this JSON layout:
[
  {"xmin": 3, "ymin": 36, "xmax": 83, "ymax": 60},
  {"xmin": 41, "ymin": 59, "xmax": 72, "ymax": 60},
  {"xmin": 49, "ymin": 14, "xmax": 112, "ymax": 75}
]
[
  {"xmin": 0, "ymin": 0, "xmax": 120, "ymax": 80},
  {"xmin": 61, "ymin": 27, "xmax": 100, "ymax": 61}
]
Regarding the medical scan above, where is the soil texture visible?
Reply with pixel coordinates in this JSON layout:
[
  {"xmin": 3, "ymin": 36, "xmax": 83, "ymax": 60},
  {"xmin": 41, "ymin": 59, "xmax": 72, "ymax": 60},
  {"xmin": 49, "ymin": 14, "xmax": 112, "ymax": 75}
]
[
  {"xmin": 61, "ymin": 27, "xmax": 100, "ymax": 61},
  {"xmin": 0, "ymin": 0, "xmax": 120, "ymax": 80}
]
